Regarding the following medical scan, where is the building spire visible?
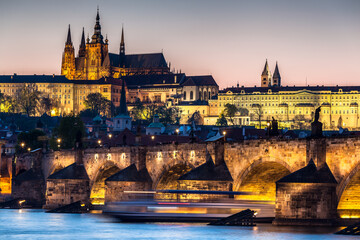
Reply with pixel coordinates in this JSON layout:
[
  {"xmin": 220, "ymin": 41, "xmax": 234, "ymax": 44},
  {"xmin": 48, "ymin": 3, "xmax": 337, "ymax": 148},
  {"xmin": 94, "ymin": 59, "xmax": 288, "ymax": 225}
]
[
  {"xmin": 80, "ymin": 27, "xmax": 85, "ymax": 47},
  {"xmin": 91, "ymin": 7, "xmax": 103, "ymax": 43},
  {"xmin": 262, "ymin": 59, "xmax": 270, "ymax": 75},
  {"xmin": 272, "ymin": 61, "xmax": 281, "ymax": 87},
  {"xmin": 119, "ymin": 79, "xmax": 128, "ymax": 115},
  {"xmin": 78, "ymin": 27, "xmax": 86, "ymax": 57},
  {"xmin": 119, "ymin": 25, "xmax": 126, "ymax": 67},
  {"xmin": 66, "ymin": 24, "xmax": 72, "ymax": 45}
]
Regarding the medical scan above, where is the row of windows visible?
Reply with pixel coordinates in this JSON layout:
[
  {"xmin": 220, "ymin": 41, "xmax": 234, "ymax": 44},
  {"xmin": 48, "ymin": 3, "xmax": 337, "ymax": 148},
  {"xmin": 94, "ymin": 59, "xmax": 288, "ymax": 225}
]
[
  {"xmin": 219, "ymin": 95, "xmax": 359, "ymax": 101},
  {"xmin": 262, "ymin": 110, "xmax": 357, "ymax": 115}
]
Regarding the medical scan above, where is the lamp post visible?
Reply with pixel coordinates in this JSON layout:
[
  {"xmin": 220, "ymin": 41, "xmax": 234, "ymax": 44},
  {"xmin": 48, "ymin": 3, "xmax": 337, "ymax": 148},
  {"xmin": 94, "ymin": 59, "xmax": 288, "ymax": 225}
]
[{"xmin": 98, "ymin": 139, "xmax": 102, "ymax": 147}]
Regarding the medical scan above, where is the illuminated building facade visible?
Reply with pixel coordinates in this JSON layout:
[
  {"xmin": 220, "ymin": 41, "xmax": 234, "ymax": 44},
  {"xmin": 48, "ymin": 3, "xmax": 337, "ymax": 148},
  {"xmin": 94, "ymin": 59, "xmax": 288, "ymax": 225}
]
[
  {"xmin": 208, "ymin": 61, "xmax": 360, "ymax": 130},
  {"xmin": 61, "ymin": 9, "xmax": 169, "ymax": 80}
]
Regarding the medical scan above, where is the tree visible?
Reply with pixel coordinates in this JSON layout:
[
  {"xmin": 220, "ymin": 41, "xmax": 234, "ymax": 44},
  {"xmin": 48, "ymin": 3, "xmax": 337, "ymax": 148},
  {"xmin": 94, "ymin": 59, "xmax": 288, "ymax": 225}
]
[
  {"xmin": 15, "ymin": 83, "xmax": 41, "ymax": 116},
  {"xmin": 187, "ymin": 111, "xmax": 203, "ymax": 125},
  {"xmin": 52, "ymin": 115, "xmax": 86, "ymax": 149},
  {"xmin": 293, "ymin": 114, "xmax": 306, "ymax": 130},
  {"xmin": 224, "ymin": 103, "xmax": 238, "ymax": 125},
  {"xmin": 216, "ymin": 113, "xmax": 228, "ymax": 126},
  {"xmin": 38, "ymin": 96, "xmax": 59, "ymax": 116},
  {"xmin": 156, "ymin": 106, "xmax": 180, "ymax": 125},
  {"xmin": 238, "ymin": 107, "xmax": 249, "ymax": 116},
  {"xmin": 251, "ymin": 104, "xmax": 263, "ymax": 128},
  {"xmin": 83, "ymin": 93, "xmax": 110, "ymax": 116},
  {"xmin": 0, "ymin": 95, "xmax": 19, "ymax": 113}
]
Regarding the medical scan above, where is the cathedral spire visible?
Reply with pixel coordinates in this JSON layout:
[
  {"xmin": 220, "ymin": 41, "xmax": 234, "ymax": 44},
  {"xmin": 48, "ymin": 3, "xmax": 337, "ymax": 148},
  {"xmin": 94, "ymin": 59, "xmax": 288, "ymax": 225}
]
[
  {"xmin": 66, "ymin": 24, "xmax": 72, "ymax": 45},
  {"xmin": 91, "ymin": 7, "xmax": 103, "ymax": 43},
  {"xmin": 78, "ymin": 27, "xmax": 86, "ymax": 57},
  {"xmin": 80, "ymin": 27, "xmax": 85, "ymax": 48},
  {"xmin": 120, "ymin": 26, "xmax": 125, "ymax": 55},
  {"xmin": 119, "ymin": 78, "xmax": 128, "ymax": 115},
  {"xmin": 119, "ymin": 25, "xmax": 126, "ymax": 68}
]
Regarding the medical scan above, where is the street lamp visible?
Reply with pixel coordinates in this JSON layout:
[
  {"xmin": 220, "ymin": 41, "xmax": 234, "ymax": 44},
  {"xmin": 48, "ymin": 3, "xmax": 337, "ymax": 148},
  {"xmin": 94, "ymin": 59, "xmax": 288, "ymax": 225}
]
[
  {"xmin": 223, "ymin": 131, "xmax": 226, "ymax": 142},
  {"xmin": 20, "ymin": 142, "xmax": 25, "ymax": 148},
  {"xmin": 27, "ymin": 148, "xmax": 31, "ymax": 152},
  {"xmin": 57, "ymin": 138, "xmax": 61, "ymax": 149},
  {"xmin": 98, "ymin": 140, "xmax": 102, "ymax": 147},
  {"xmin": 108, "ymin": 134, "xmax": 112, "ymax": 139},
  {"xmin": 151, "ymin": 136, "xmax": 155, "ymax": 140}
]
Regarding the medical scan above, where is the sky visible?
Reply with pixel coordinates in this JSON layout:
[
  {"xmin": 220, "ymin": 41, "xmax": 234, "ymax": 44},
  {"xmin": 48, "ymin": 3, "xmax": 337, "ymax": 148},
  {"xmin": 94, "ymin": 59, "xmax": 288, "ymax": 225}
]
[{"xmin": 0, "ymin": 0, "xmax": 359, "ymax": 89}]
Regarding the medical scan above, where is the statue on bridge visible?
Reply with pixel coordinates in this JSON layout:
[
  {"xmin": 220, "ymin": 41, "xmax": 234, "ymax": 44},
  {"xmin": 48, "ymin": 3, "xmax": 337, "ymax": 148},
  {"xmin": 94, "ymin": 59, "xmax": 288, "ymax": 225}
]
[{"xmin": 311, "ymin": 106, "xmax": 323, "ymax": 137}]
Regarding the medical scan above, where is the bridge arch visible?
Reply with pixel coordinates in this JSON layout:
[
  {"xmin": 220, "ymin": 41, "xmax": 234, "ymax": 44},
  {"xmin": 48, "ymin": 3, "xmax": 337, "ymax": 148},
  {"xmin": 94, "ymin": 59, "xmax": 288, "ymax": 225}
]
[
  {"xmin": 154, "ymin": 163, "xmax": 194, "ymax": 200},
  {"xmin": 89, "ymin": 161, "xmax": 121, "ymax": 205},
  {"xmin": 234, "ymin": 159, "xmax": 291, "ymax": 202},
  {"xmin": 337, "ymin": 162, "xmax": 360, "ymax": 218}
]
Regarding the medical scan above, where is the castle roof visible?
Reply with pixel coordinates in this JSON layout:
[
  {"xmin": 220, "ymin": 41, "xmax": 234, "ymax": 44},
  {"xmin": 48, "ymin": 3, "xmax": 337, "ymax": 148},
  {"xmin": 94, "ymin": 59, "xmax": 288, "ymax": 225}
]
[
  {"xmin": 220, "ymin": 85, "xmax": 360, "ymax": 94},
  {"xmin": 122, "ymin": 73, "xmax": 186, "ymax": 89},
  {"xmin": 181, "ymin": 75, "xmax": 218, "ymax": 87},
  {"xmin": 109, "ymin": 53, "xmax": 168, "ymax": 69}
]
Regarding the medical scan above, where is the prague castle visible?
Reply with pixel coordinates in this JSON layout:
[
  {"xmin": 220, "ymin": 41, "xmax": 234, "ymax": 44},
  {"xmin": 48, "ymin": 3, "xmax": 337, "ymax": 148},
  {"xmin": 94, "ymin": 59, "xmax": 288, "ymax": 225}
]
[
  {"xmin": 1, "ymin": 9, "xmax": 359, "ymax": 130},
  {"xmin": 208, "ymin": 60, "xmax": 360, "ymax": 130},
  {"xmin": 61, "ymin": 9, "xmax": 169, "ymax": 80},
  {"xmin": 0, "ymin": 9, "xmax": 218, "ymax": 118}
]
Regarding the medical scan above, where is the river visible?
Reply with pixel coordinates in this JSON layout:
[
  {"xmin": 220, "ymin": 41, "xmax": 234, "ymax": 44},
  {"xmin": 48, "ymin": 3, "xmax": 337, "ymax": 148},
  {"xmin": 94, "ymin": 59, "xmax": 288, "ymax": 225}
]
[{"xmin": 0, "ymin": 209, "xmax": 357, "ymax": 240}]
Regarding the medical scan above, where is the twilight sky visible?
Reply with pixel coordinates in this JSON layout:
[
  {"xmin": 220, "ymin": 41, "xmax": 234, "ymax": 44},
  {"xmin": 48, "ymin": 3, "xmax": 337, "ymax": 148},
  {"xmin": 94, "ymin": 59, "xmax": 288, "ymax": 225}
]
[{"xmin": 0, "ymin": 0, "xmax": 359, "ymax": 89}]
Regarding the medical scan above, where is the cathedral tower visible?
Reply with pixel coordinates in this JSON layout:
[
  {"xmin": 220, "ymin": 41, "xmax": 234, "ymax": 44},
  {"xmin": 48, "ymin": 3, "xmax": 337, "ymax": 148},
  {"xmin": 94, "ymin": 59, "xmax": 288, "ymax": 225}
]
[
  {"xmin": 85, "ymin": 8, "xmax": 110, "ymax": 80},
  {"xmin": 61, "ymin": 25, "xmax": 76, "ymax": 80},
  {"xmin": 272, "ymin": 62, "xmax": 281, "ymax": 87},
  {"xmin": 261, "ymin": 59, "xmax": 272, "ymax": 87}
]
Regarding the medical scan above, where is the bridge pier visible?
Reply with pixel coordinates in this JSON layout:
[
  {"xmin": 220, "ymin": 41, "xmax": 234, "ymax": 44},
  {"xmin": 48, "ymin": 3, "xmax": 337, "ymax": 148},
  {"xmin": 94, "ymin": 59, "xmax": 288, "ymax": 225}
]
[{"xmin": 274, "ymin": 137, "xmax": 338, "ymax": 226}]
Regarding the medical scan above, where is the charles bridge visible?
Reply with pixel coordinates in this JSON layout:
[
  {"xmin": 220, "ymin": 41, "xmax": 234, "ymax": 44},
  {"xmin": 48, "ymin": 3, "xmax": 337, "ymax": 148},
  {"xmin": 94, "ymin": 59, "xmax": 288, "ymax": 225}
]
[{"xmin": 1, "ymin": 135, "xmax": 360, "ymax": 225}]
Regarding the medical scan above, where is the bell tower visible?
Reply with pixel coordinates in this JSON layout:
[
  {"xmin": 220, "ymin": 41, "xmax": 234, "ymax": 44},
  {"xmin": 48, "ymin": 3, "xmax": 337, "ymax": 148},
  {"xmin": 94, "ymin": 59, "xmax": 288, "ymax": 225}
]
[
  {"xmin": 261, "ymin": 59, "xmax": 272, "ymax": 87},
  {"xmin": 61, "ymin": 25, "xmax": 76, "ymax": 80}
]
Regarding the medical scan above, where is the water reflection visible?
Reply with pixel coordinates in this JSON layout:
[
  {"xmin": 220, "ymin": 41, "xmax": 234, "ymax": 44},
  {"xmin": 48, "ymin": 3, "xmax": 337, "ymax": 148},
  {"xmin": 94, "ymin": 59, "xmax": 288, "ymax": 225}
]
[{"xmin": 0, "ymin": 209, "xmax": 357, "ymax": 240}]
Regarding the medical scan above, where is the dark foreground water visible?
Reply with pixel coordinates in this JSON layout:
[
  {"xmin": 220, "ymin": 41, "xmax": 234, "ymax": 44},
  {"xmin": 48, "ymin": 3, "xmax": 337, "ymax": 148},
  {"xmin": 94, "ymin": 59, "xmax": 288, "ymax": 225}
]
[{"xmin": 0, "ymin": 209, "xmax": 357, "ymax": 240}]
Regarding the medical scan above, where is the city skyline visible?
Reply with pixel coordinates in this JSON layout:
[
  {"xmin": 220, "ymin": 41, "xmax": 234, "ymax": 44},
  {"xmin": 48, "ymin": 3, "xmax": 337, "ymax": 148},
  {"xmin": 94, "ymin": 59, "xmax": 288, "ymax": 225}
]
[{"xmin": 0, "ymin": 0, "xmax": 359, "ymax": 89}]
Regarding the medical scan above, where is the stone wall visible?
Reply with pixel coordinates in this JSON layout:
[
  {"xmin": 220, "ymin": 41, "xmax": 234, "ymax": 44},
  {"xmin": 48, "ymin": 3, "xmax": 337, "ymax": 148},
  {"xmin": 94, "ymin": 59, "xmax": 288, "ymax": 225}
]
[
  {"xmin": 105, "ymin": 181, "xmax": 152, "ymax": 202},
  {"xmin": 275, "ymin": 182, "xmax": 337, "ymax": 225},
  {"xmin": 45, "ymin": 179, "xmax": 90, "ymax": 209},
  {"xmin": 177, "ymin": 180, "xmax": 232, "ymax": 201},
  {"xmin": 224, "ymin": 139, "xmax": 308, "ymax": 191},
  {"xmin": 12, "ymin": 179, "xmax": 45, "ymax": 207},
  {"xmin": 146, "ymin": 143, "xmax": 209, "ymax": 189}
]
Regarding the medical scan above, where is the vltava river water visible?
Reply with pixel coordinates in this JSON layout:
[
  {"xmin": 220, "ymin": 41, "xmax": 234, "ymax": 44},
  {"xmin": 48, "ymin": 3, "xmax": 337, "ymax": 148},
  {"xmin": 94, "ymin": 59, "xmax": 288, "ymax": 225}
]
[{"xmin": 0, "ymin": 209, "xmax": 357, "ymax": 240}]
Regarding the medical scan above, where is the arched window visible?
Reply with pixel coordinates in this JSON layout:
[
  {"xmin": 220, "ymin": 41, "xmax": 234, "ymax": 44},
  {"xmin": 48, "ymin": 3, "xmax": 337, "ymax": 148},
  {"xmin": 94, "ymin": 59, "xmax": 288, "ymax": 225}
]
[
  {"xmin": 190, "ymin": 91, "xmax": 194, "ymax": 100},
  {"xmin": 208, "ymin": 91, "xmax": 211, "ymax": 99},
  {"xmin": 183, "ymin": 91, "xmax": 187, "ymax": 100},
  {"xmin": 204, "ymin": 91, "xmax": 207, "ymax": 100}
]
